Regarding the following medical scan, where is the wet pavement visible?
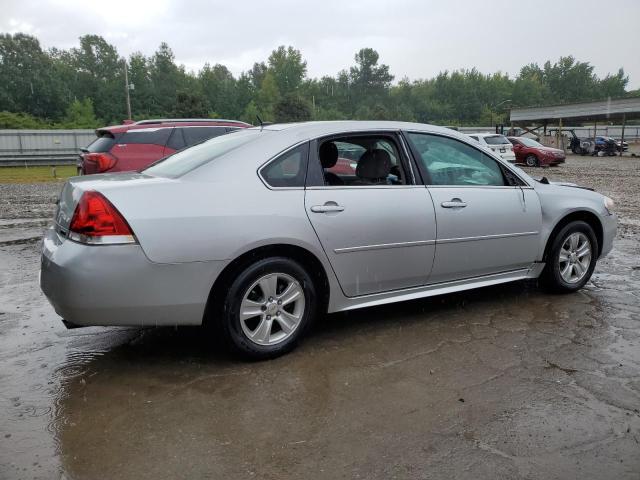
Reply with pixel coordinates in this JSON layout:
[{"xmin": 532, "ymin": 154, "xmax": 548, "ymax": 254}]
[{"xmin": 1, "ymin": 156, "xmax": 639, "ymax": 479}]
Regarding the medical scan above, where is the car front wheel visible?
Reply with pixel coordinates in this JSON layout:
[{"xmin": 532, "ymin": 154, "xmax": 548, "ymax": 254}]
[
  {"xmin": 221, "ymin": 257, "xmax": 317, "ymax": 359},
  {"xmin": 541, "ymin": 221, "xmax": 598, "ymax": 293}
]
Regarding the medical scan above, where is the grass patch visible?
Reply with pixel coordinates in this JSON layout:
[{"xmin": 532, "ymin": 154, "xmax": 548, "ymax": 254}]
[{"xmin": 0, "ymin": 165, "xmax": 77, "ymax": 183}]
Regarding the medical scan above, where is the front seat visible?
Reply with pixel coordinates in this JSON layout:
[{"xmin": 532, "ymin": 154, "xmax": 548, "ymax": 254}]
[
  {"xmin": 319, "ymin": 142, "xmax": 343, "ymax": 186},
  {"xmin": 354, "ymin": 149, "xmax": 392, "ymax": 185}
]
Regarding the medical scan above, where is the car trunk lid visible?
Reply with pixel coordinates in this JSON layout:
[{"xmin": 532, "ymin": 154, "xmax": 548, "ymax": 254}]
[{"xmin": 54, "ymin": 172, "xmax": 159, "ymax": 233}]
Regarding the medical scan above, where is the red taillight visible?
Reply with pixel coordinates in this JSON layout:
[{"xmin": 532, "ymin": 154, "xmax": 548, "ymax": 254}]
[
  {"xmin": 85, "ymin": 152, "xmax": 117, "ymax": 172},
  {"xmin": 68, "ymin": 191, "xmax": 136, "ymax": 244}
]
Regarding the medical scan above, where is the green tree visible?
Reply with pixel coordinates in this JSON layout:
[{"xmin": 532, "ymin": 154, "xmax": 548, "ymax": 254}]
[
  {"xmin": 0, "ymin": 34, "xmax": 635, "ymax": 128},
  {"xmin": 173, "ymin": 91, "xmax": 207, "ymax": 117},
  {"xmin": 0, "ymin": 111, "xmax": 50, "ymax": 129},
  {"xmin": 267, "ymin": 46, "xmax": 307, "ymax": 94},
  {"xmin": 0, "ymin": 33, "xmax": 66, "ymax": 119},
  {"xmin": 598, "ymin": 68, "xmax": 628, "ymax": 99},
  {"xmin": 256, "ymin": 72, "xmax": 280, "ymax": 121},
  {"xmin": 199, "ymin": 63, "xmax": 238, "ymax": 118},
  {"xmin": 240, "ymin": 100, "xmax": 259, "ymax": 125},
  {"xmin": 61, "ymin": 98, "xmax": 100, "ymax": 128},
  {"xmin": 349, "ymin": 48, "xmax": 393, "ymax": 111},
  {"xmin": 274, "ymin": 93, "xmax": 312, "ymax": 122},
  {"xmin": 127, "ymin": 52, "xmax": 154, "ymax": 119},
  {"xmin": 68, "ymin": 35, "xmax": 125, "ymax": 122},
  {"xmin": 542, "ymin": 56, "xmax": 599, "ymax": 102},
  {"xmin": 149, "ymin": 42, "xmax": 183, "ymax": 115},
  {"xmin": 512, "ymin": 65, "xmax": 549, "ymax": 107}
]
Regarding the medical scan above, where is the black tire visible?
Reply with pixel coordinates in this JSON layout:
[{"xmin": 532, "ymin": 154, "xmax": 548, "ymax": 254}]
[
  {"xmin": 571, "ymin": 146, "xmax": 581, "ymax": 155},
  {"xmin": 525, "ymin": 154, "xmax": 539, "ymax": 167},
  {"xmin": 220, "ymin": 257, "xmax": 317, "ymax": 359},
  {"xmin": 540, "ymin": 221, "xmax": 598, "ymax": 293}
]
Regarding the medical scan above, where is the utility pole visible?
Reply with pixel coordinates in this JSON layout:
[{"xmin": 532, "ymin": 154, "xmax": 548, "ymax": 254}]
[{"xmin": 123, "ymin": 59, "xmax": 132, "ymax": 120}]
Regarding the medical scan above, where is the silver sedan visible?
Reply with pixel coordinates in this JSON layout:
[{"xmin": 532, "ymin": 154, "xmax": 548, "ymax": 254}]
[{"xmin": 40, "ymin": 121, "xmax": 617, "ymax": 358}]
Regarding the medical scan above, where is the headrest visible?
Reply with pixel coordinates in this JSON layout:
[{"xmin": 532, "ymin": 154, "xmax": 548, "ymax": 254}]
[
  {"xmin": 356, "ymin": 149, "xmax": 391, "ymax": 180},
  {"xmin": 319, "ymin": 142, "xmax": 338, "ymax": 169}
]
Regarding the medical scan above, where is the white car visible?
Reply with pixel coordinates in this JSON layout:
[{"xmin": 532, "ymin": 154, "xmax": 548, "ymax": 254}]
[{"xmin": 467, "ymin": 133, "xmax": 516, "ymax": 162}]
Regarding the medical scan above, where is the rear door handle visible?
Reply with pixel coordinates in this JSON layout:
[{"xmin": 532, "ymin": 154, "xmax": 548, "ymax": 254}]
[
  {"xmin": 310, "ymin": 203, "xmax": 345, "ymax": 213},
  {"xmin": 441, "ymin": 199, "xmax": 467, "ymax": 208}
]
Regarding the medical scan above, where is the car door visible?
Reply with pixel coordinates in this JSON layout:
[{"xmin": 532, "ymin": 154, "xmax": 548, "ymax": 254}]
[
  {"xmin": 304, "ymin": 132, "xmax": 437, "ymax": 297},
  {"xmin": 405, "ymin": 131, "xmax": 542, "ymax": 284}
]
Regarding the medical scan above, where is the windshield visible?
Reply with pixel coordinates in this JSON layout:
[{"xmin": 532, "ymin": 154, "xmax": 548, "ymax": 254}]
[
  {"xmin": 519, "ymin": 137, "xmax": 543, "ymax": 147},
  {"xmin": 144, "ymin": 129, "xmax": 262, "ymax": 178},
  {"xmin": 483, "ymin": 135, "xmax": 511, "ymax": 145}
]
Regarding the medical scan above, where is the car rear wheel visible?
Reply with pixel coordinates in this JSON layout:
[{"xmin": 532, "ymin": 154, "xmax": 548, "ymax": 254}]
[
  {"xmin": 541, "ymin": 221, "xmax": 598, "ymax": 293},
  {"xmin": 221, "ymin": 257, "xmax": 317, "ymax": 359},
  {"xmin": 525, "ymin": 154, "xmax": 539, "ymax": 167}
]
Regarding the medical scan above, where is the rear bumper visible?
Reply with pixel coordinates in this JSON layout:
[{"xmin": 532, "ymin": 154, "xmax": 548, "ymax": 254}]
[{"xmin": 40, "ymin": 227, "xmax": 225, "ymax": 327}]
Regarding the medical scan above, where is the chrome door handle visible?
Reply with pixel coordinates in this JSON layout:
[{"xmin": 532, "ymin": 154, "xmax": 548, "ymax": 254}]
[
  {"xmin": 310, "ymin": 204, "xmax": 345, "ymax": 213},
  {"xmin": 441, "ymin": 199, "xmax": 467, "ymax": 208}
]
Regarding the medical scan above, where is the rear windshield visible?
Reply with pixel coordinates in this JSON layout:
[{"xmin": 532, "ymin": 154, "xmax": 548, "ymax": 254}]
[
  {"xmin": 144, "ymin": 129, "xmax": 262, "ymax": 178},
  {"xmin": 85, "ymin": 133, "xmax": 117, "ymax": 152},
  {"xmin": 484, "ymin": 135, "xmax": 511, "ymax": 145}
]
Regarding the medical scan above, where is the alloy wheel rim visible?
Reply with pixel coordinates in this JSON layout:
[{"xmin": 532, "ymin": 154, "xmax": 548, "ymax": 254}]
[
  {"xmin": 526, "ymin": 156, "xmax": 536, "ymax": 166},
  {"xmin": 239, "ymin": 273, "xmax": 305, "ymax": 346},
  {"xmin": 558, "ymin": 232, "xmax": 592, "ymax": 284}
]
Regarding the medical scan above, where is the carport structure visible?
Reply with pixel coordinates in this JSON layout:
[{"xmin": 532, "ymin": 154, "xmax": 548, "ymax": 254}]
[{"xmin": 509, "ymin": 97, "xmax": 640, "ymax": 155}]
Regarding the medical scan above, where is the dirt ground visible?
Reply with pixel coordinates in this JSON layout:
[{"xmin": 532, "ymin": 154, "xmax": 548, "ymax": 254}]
[{"xmin": 1, "ymin": 155, "xmax": 639, "ymax": 480}]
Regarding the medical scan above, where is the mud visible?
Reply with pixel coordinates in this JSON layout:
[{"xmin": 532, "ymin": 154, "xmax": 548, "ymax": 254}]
[{"xmin": 1, "ymin": 156, "xmax": 639, "ymax": 479}]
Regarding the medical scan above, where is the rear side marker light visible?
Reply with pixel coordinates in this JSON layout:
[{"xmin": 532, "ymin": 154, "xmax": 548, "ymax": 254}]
[{"xmin": 68, "ymin": 191, "xmax": 136, "ymax": 245}]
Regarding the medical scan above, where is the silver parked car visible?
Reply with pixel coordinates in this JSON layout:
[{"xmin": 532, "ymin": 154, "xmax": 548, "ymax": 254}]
[{"xmin": 41, "ymin": 121, "xmax": 617, "ymax": 358}]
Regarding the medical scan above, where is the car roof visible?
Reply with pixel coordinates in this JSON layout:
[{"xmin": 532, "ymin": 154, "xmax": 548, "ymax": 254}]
[
  {"xmin": 252, "ymin": 120, "xmax": 463, "ymax": 139},
  {"xmin": 97, "ymin": 119, "xmax": 251, "ymax": 134}
]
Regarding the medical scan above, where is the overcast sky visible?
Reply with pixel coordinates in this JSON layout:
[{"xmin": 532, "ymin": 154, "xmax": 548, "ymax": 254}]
[{"xmin": 3, "ymin": 0, "xmax": 639, "ymax": 88}]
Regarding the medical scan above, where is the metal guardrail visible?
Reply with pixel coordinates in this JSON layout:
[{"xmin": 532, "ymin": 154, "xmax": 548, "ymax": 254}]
[{"xmin": 0, "ymin": 129, "xmax": 95, "ymax": 166}]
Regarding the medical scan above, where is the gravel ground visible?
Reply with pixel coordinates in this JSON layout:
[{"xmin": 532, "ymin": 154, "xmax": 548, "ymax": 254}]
[
  {"xmin": 0, "ymin": 155, "xmax": 639, "ymax": 480},
  {"xmin": 0, "ymin": 182, "xmax": 63, "ymax": 220}
]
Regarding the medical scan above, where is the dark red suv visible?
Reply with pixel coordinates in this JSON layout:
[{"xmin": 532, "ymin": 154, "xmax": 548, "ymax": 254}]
[{"xmin": 79, "ymin": 119, "xmax": 251, "ymax": 174}]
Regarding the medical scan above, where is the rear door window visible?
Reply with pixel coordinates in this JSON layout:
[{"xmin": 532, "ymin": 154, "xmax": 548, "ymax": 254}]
[
  {"xmin": 182, "ymin": 127, "xmax": 228, "ymax": 146},
  {"xmin": 317, "ymin": 135, "xmax": 408, "ymax": 187},
  {"xmin": 120, "ymin": 128, "xmax": 172, "ymax": 146}
]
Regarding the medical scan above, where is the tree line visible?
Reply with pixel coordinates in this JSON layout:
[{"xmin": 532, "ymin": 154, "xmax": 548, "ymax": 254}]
[{"xmin": 0, "ymin": 32, "xmax": 634, "ymax": 129}]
